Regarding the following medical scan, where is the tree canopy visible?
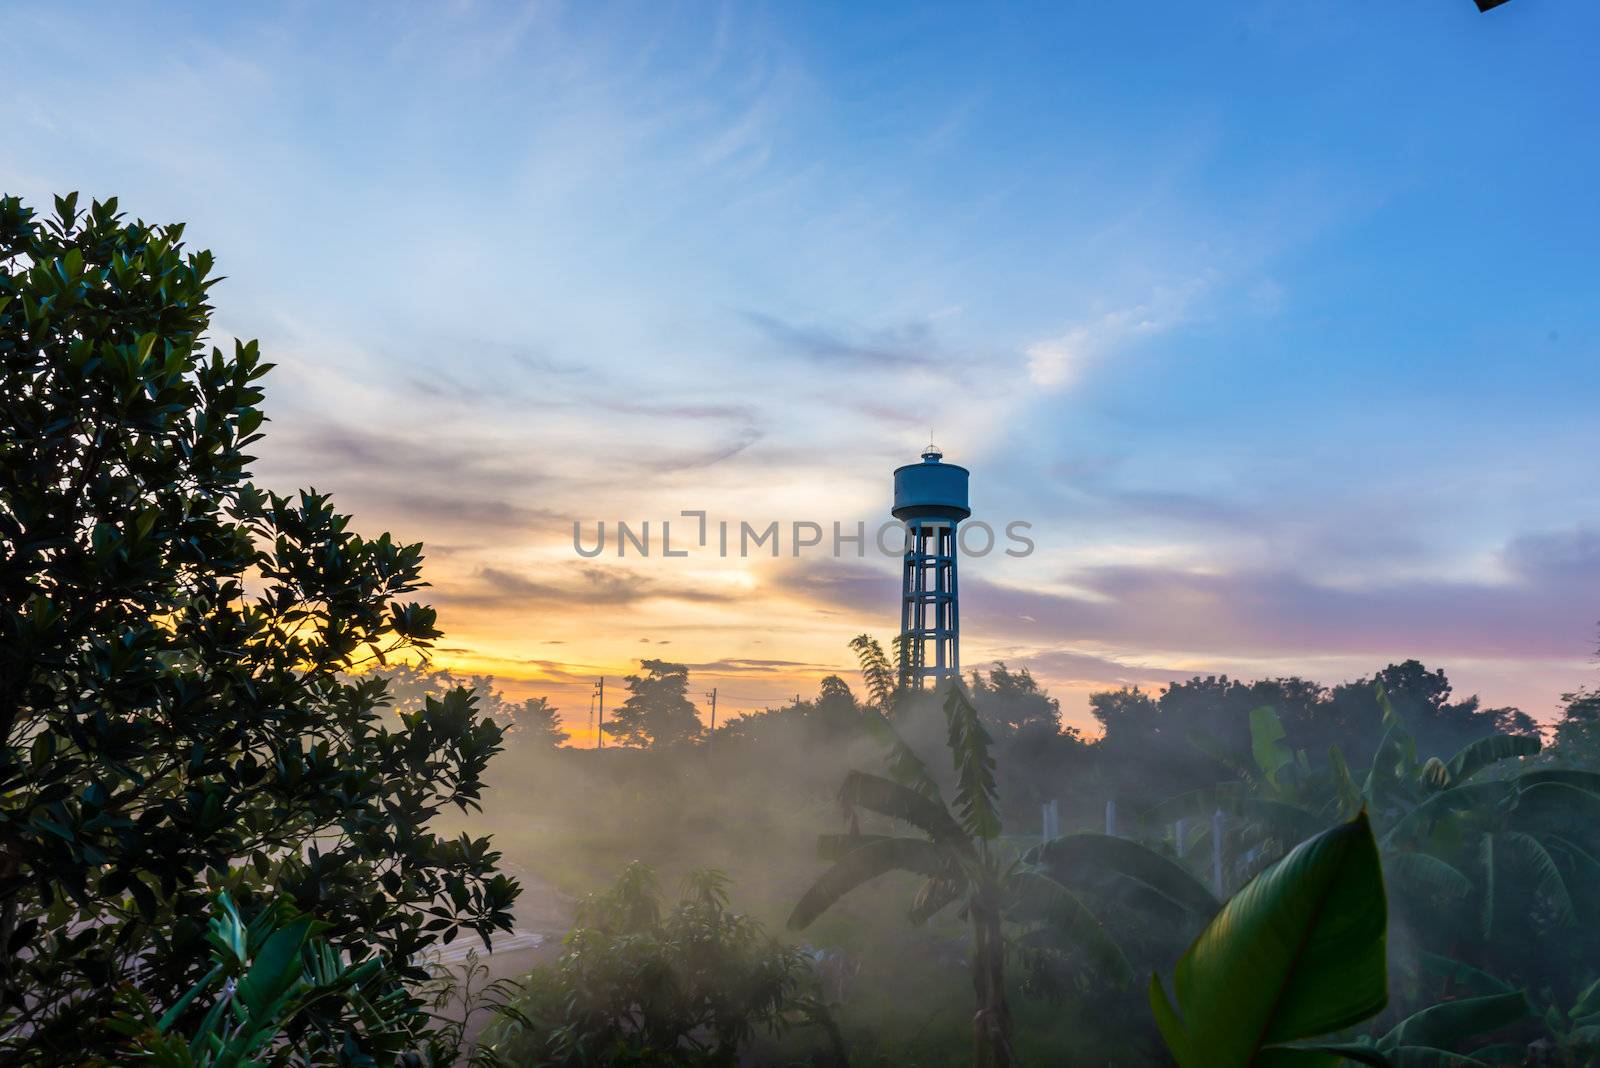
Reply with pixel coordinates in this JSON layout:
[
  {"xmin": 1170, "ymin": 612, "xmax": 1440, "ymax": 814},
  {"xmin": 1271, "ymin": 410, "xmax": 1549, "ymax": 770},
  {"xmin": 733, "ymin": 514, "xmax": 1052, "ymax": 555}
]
[
  {"xmin": 604, "ymin": 659, "xmax": 703, "ymax": 748},
  {"xmin": 0, "ymin": 193, "xmax": 516, "ymax": 1062}
]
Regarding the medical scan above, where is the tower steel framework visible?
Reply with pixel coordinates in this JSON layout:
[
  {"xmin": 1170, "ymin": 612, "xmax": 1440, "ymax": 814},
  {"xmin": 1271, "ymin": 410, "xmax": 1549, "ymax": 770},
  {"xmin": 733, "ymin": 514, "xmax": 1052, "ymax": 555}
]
[{"xmin": 892, "ymin": 445, "xmax": 970, "ymax": 688}]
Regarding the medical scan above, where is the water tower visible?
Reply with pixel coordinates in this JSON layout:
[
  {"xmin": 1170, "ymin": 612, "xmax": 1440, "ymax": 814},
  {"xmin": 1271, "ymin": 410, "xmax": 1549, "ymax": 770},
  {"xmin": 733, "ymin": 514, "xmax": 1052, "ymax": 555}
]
[{"xmin": 892, "ymin": 444, "xmax": 970, "ymax": 688}]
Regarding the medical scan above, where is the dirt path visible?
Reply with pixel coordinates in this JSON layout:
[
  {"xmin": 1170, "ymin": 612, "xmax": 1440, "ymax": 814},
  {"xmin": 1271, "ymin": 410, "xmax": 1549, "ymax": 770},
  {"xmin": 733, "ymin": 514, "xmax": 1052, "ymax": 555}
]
[{"xmin": 430, "ymin": 864, "xmax": 576, "ymax": 1054}]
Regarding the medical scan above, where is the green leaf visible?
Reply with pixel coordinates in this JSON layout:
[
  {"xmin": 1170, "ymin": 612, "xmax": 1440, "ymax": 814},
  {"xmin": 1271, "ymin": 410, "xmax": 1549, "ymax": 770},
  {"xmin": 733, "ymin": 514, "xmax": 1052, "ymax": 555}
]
[
  {"xmin": 1441, "ymin": 733, "xmax": 1539, "ymax": 787},
  {"xmin": 1150, "ymin": 973, "xmax": 1196, "ymax": 1066},
  {"xmin": 1496, "ymin": 831, "xmax": 1575, "ymax": 927},
  {"xmin": 1384, "ymin": 851, "xmax": 1472, "ymax": 900},
  {"xmin": 908, "ymin": 875, "xmax": 963, "ymax": 925},
  {"xmin": 816, "ymin": 832, "xmax": 899, "ymax": 861},
  {"xmin": 1385, "ymin": 1049, "xmax": 1490, "ymax": 1067},
  {"xmin": 157, "ymin": 963, "xmax": 225, "ymax": 1033},
  {"xmin": 858, "ymin": 706, "xmax": 943, "ymax": 801},
  {"xmin": 788, "ymin": 836, "xmax": 952, "ymax": 930},
  {"xmin": 944, "ymin": 684, "xmax": 1001, "ymax": 840},
  {"xmin": 1250, "ymin": 706, "xmax": 1294, "ymax": 788},
  {"xmin": 1030, "ymin": 832, "xmax": 1219, "ymax": 917},
  {"xmin": 837, "ymin": 770, "xmax": 966, "ymax": 848},
  {"xmin": 1380, "ymin": 991, "xmax": 1529, "ymax": 1051},
  {"xmin": 236, "ymin": 915, "xmax": 314, "ymax": 1016},
  {"xmin": 1008, "ymin": 869, "xmax": 1133, "ymax": 986},
  {"xmin": 1570, "ymin": 974, "xmax": 1600, "ymax": 1019},
  {"xmin": 1416, "ymin": 952, "xmax": 1513, "ymax": 998},
  {"xmin": 1150, "ymin": 813, "xmax": 1388, "ymax": 1068},
  {"xmin": 1516, "ymin": 768, "xmax": 1600, "ymax": 793},
  {"xmin": 1329, "ymin": 745, "xmax": 1364, "ymax": 820},
  {"xmin": 1366, "ymin": 683, "xmax": 1418, "ymax": 805}
]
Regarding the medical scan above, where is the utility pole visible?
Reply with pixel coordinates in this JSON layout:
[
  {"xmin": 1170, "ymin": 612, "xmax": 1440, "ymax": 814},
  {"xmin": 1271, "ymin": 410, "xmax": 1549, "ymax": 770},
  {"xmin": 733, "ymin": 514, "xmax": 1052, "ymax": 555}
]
[
  {"xmin": 705, "ymin": 687, "xmax": 717, "ymax": 754},
  {"xmin": 594, "ymin": 677, "xmax": 604, "ymax": 750}
]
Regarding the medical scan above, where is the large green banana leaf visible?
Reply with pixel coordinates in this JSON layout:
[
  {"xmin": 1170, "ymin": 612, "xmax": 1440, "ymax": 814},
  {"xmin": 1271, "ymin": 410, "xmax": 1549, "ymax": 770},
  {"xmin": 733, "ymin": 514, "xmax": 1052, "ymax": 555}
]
[{"xmin": 1149, "ymin": 812, "xmax": 1387, "ymax": 1068}]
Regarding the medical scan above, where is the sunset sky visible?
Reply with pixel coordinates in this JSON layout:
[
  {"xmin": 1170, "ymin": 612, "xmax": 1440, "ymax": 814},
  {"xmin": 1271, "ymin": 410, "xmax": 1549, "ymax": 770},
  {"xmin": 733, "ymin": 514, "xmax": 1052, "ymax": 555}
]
[{"xmin": 6, "ymin": 2, "xmax": 1598, "ymax": 739}]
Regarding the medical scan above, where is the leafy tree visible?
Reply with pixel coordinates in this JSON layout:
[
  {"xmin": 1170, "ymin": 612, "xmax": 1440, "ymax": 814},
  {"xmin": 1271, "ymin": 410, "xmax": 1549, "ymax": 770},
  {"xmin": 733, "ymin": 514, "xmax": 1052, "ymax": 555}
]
[
  {"xmin": 1090, "ymin": 666, "xmax": 1535, "ymax": 815},
  {"xmin": 1551, "ymin": 688, "xmax": 1600, "ymax": 766},
  {"xmin": 816, "ymin": 674, "xmax": 856, "ymax": 712},
  {"xmin": 1333, "ymin": 660, "xmax": 1537, "ymax": 764},
  {"xmin": 811, "ymin": 674, "xmax": 861, "ymax": 733},
  {"xmin": 509, "ymin": 695, "xmax": 569, "ymax": 748},
  {"xmin": 602, "ymin": 659, "xmax": 702, "ymax": 748},
  {"xmin": 362, "ymin": 663, "xmax": 567, "ymax": 747},
  {"xmin": 366, "ymin": 662, "xmax": 460, "ymax": 715},
  {"xmin": 490, "ymin": 864, "xmax": 836, "ymax": 1066},
  {"xmin": 0, "ymin": 193, "xmax": 516, "ymax": 1062},
  {"xmin": 968, "ymin": 663, "xmax": 1061, "ymax": 736}
]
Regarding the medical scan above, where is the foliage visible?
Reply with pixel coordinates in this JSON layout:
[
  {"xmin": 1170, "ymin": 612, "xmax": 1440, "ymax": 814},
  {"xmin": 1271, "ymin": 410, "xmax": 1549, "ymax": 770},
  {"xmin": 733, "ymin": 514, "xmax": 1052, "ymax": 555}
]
[
  {"xmin": 1550, "ymin": 689, "xmax": 1600, "ymax": 767},
  {"xmin": 420, "ymin": 947, "xmax": 530, "ymax": 1068},
  {"xmin": 792, "ymin": 682, "xmax": 1160, "ymax": 1068},
  {"xmin": 1534, "ymin": 974, "xmax": 1600, "ymax": 1067},
  {"xmin": 1150, "ymin": 689, "xmax": 1556, "ymax": 980},
  {"xmin": 467, "ymin": 637, "xmax": 1600, "ymax": 1066},
  {"xmin": 510, "ymin": 696, "xmax": 570, "ymax": 748},
  {"xmin": 363, "ymin": 664, "xmax": 568, "ymax": 747},
  {"xmin": 0, "ymin": 193, "xmax": 516, "ymax": 1063},
  {"xmin": 813, "ymin": 674, "xmax": 863, "ymax": 733},
  {"xmin": 714, "ymin": 676, "xmax": 863, "ymax": 750},
  {"xmin": 111, "ymin": 892, "xmax": 415, "ymax": 1067},
  {"xmin": 603, "ymin": 660, "xmax": 703, "ymax": 749},
  {"xmin": 490, "ymin": 864, "xmax": 834, "ymax": 1066},
  {"xmin": 1148, "ymin": 813, "xmax": 1389, "ymax": 1068},
  {"xmin": 850, "ymin": 634, "xmax": 899, "ymax": 714},
  {"xmin": 967, "ymin": 663, "xmax": 1062, "ymax": 736},
  {"xmin": 1091, "ymin": 665, "xmax": 1538, "ymax": 812}
]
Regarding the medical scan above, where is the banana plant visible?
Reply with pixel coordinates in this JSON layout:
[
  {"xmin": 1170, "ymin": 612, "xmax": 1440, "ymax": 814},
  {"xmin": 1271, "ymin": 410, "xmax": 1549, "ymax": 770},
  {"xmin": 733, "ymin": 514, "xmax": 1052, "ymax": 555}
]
[
  {"xmin": 1331, "ymin": 990, "xmax": 1531, "ymax": 1067},
  {"xmin": 1017, "ymin": 831, "xmax": 1219, "ymax": 996},
  {"xmin": 1153, "ymin": 686, "xmax": 1543, "ymax": 912},
  {"xmin": 1237, "ymin": 693, "xmax": 1599, "ymax": 1005},
  {"xmin": 1149, "ymin": 812, "xmax": 1389, "ymax": 1066},
  {"xmin": 791, "ymin": 682, "xmax": 1188, "ymax": 1068},
  {"xmin": 1534, "ymin": 974, "xmax": 1600, "ymax": 1066},
  {"xmin": 1381, "ymin": 766, "xmax": 1600, "ymax": 948},
  {"xmin": 1150, "ymin": 810, "xmax": 1535, "ymax": 1068}
]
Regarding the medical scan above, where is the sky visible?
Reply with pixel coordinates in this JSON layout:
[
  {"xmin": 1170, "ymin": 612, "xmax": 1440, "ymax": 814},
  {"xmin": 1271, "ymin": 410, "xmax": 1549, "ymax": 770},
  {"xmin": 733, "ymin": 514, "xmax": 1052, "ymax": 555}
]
[{"xmin": 5, "ymin": 1, "xmax": 1598, "ymax": 739}]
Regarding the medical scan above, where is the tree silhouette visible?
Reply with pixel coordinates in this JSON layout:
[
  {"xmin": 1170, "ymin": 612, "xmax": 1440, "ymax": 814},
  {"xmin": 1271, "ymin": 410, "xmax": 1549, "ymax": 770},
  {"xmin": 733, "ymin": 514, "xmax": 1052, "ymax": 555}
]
[
  {"xmin": 511, "ymin": 695, "xmax": 570, "ymax": 748},
  {"xmin": 604, "ymin": 659, "xmax": 703, "ymax": 748},
  {"xmin": 0, "ymin": 193, "xmax": 516, "ymax": 1061}
]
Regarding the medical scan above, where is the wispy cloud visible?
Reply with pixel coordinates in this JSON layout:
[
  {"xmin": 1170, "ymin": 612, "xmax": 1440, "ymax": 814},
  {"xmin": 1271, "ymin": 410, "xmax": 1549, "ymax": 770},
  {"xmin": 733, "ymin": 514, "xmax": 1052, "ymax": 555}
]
[
  {"xmin": 740, "ymin": 311, "xmax": 939, "ymax": 370},
  {"xmin": 9, "ymin": 1, "xmax": 1597, "ymax": 729},
  {"xmin": 1024, "ymin": 276, "xmax": 1211, "ymax": 389},
  {"xmin": 443, "ymin": 564, "xmax": 741, "ymax": 610}
]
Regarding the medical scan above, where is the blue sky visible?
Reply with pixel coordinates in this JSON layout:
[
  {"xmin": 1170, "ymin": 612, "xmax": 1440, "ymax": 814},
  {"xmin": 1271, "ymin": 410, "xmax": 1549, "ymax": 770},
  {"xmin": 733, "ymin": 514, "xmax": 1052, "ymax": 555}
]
[{"xmin": 5, "ymin": 1, "xmax": 1597, "ymax": 731}]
